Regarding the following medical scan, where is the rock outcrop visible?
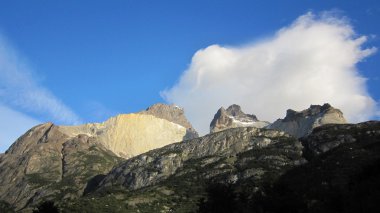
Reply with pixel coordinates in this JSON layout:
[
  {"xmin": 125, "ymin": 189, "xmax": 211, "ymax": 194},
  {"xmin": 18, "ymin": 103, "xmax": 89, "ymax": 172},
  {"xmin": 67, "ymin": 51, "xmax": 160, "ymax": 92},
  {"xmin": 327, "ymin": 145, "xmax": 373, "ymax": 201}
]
[
  {"xmin": 210, "ymin": 104, "xmax": 270, "ymax": 133},
  {"xmin": 269, "ymin": 103, "xmax": 347, "ymax": 138},
  {"xmin": 59, "ymin": 113, "xmax": 189, "ymax": 158},
  {"xmin": 139, "ymin": 103, "xmax": 199, "ymax": 139}
]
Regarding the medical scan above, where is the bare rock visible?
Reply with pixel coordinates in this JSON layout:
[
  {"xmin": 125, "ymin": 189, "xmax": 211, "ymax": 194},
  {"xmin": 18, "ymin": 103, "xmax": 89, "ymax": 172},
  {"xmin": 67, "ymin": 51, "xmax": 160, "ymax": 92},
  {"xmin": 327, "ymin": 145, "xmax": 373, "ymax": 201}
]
[
  {"xmin": 139, "ymin": 103, "xmax": 199, "ymax": 139},
  {"xmin": 58, "ymin": 113, "xmax": 189, "ymax": 158},
  {"xmin": 210, "ymin": 104, "xmax": 270, "ymax": 133},
  {"xmin": 269, "ymin": 103, "xmax": 347, "ymax": 138}
]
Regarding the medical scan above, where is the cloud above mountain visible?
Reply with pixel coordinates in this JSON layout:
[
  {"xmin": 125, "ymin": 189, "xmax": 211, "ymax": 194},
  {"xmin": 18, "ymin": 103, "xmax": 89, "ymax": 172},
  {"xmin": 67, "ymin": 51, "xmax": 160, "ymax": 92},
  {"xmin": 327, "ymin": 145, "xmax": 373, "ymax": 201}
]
[{"xmin": 162, "ymin": 12, "xmax": 377, "ymax": 135}]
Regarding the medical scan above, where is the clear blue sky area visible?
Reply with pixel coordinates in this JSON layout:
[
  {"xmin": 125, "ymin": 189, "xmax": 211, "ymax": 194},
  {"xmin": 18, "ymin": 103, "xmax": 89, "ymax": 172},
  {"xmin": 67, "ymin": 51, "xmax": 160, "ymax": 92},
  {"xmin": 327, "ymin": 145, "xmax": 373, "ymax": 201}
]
[{"xmin": 0, "ymin": 0, "xmax": 379, "ymax": 123}]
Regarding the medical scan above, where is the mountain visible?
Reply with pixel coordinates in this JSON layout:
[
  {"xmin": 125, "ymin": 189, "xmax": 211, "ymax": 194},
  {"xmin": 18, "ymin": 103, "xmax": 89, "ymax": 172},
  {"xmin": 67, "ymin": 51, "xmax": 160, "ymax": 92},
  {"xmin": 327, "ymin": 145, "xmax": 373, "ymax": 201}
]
[
  {"xmin": 0, "ymin": 104, "xmax": 198, "ymax": 211},
  {"xmin": 210, "ymin": 104, "xmax": 270, "ymax": 133},
  {"xmin": 269, "ymin": 103, "xmax": 347, "ymax": 138},
  {"xmin": 1, "ymin": 103, "xmax": 379, "ymax": 212}
]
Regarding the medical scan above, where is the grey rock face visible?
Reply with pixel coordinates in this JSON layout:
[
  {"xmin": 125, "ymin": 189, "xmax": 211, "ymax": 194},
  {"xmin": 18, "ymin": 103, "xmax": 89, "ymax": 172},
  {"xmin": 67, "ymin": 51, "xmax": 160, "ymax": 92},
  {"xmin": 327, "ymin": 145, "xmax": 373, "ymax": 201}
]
[
  {"xmin": 301, "ymin": 121, "xmax": 380, "ymax": 160},
  {"xmin": 98, "ymin": 127, "xmax": 304, "ymax": 191},
  {"xmin": 139, "ymin": 103, "xmax": 199, "ymax": 139},
  {"xmin": 269, "ymin": 103, "xmax": 347, "ymax": 138},
  {"xmin": 210, "ymin": 104, "xmax": 270, "ymax": 133}
]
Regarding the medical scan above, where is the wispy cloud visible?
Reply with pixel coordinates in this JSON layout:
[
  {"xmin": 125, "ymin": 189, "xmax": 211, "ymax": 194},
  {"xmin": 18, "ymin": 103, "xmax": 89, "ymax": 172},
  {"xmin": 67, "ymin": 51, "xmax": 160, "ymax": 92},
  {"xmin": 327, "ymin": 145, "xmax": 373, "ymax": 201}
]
[
  {"xmin": 0, "ymin": 34, "xmax": 81, "ymax": 125},
  {"xmin": 162, "ymin": 12, "xmax": 378, "ymax": 135},
  {"xmin": 0, "ymin": 33, "xmax": 82, "ymax": 152},
  {"xmin": 0, "ymin": 104, "xmax": 40, "ymax": 152},
  {"xmin": 85, "ymin": 101, "xmax": 117, "ymax": 122}
]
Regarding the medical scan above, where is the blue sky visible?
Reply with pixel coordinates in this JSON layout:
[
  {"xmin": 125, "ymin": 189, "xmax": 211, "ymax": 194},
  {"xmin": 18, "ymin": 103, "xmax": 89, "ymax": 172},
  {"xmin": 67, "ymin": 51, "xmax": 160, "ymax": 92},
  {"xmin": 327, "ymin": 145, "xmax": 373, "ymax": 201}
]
[{"xmin": 0, "ymin": 0, "xmax": 379, "ymax": 152}]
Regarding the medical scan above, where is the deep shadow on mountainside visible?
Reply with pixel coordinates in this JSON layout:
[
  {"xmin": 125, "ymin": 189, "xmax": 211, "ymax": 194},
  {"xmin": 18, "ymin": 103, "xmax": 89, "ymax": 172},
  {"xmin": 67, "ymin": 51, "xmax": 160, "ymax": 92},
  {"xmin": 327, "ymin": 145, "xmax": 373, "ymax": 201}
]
[{"xmin": 199, "ymin": 121, "xmax": 380, "ymax": 213}]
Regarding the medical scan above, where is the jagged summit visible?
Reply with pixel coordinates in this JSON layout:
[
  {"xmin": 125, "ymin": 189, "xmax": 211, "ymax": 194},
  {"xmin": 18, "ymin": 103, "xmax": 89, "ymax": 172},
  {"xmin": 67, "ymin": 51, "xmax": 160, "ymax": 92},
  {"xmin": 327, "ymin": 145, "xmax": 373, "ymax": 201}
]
[
  {"xmin": 139, "ymin": 103, "xmax": 199, "ymax": 139},
  {"xmin": 269, "ymin": 103, "xmax": 347, "ymax": 138},
  {"xmin": 283, "ymin": 103, "xmax": 339, "ymax": 121},
  {"xmin": 225, "ymin": 104, "xmax": 258, "ymax": 121},
  {"xmin": 210, "ymin": 104, "xmax": 270, "ymax": 133}
]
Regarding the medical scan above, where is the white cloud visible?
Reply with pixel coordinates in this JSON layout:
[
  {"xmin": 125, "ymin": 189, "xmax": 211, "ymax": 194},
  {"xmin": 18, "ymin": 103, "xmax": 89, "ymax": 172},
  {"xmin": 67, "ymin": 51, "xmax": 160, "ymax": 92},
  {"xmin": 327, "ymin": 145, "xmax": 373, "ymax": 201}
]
[
  {"xmin": 0, "ymin": 104, "xmax": 40, "ymax": 153},
  {"xmin": 0, "ymin": 34, "xmax": 81, "ymax": 125},
  {"xmin": 162, "ymin": 12, "xmax": 378, "ymax": 135}
]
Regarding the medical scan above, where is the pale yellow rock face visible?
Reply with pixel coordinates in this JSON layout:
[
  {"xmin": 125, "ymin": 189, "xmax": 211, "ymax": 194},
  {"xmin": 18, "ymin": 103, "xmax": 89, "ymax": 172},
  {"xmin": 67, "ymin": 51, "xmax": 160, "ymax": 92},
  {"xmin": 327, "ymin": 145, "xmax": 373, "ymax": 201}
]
[{"xmin": 58, "ymin": 114, "xmax": 187, "ymax": 158}]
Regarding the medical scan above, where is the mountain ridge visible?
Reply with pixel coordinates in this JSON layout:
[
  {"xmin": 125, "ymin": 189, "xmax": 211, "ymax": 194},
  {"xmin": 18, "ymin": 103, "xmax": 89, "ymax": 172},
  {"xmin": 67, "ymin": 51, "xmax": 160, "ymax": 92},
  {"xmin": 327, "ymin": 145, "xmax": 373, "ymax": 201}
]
[{"xmin": 0, "ymin": 103, "xmax": 379, "ymax": 212}]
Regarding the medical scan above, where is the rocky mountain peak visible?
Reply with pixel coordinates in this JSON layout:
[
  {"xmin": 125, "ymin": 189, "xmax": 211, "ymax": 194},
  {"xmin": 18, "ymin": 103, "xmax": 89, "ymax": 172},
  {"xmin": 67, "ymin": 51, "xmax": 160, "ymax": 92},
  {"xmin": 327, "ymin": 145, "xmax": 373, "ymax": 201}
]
[
  {"xmin": 226, "ymin": 104, "xmax": 258, "ymax": 121},
  {"xmin": 269, "ymin": 103, "xmax": 347, "ymax": 138},
  {"xmin": 210, "ymin": 104, "xmax": 269, "ymax": 133},
  {"xmin": 283, "ymin": 103, "xmax": 335, "ymax": 121},
  {"xmin": 139, "ymin": 103, "xmax": 199, "ymax": 139}
]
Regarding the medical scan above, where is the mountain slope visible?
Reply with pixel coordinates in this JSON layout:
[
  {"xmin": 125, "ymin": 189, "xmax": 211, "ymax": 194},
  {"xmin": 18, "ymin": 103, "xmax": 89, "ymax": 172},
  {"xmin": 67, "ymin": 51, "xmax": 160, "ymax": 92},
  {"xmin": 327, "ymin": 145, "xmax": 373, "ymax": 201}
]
[
  {"xmin": 0, "ymin": 123, "xmax": 123, "ymax": 211},
  {"xmin": 63, "ymin": 122, "xmax": 380, "ymax": 213},
  {"xmin": 64, "ymin": 127, "xmax": 304, "ymax": 212}
]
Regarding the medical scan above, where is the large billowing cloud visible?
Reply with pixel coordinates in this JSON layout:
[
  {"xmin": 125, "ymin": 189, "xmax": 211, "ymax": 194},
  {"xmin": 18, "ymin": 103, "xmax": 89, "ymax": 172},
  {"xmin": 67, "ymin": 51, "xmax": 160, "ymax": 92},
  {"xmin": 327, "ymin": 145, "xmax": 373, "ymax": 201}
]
[{"xmin": 162, "ymin": 12, "xmax": 377, "ymax": 135}]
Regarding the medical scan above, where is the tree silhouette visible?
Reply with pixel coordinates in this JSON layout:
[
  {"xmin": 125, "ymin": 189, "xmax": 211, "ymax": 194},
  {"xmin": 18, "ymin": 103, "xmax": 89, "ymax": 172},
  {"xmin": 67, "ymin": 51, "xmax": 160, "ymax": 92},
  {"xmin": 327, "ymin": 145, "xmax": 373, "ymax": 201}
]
[{"xmin": 33, "ymin": 201, "xmax": 59, "ymax": 213}]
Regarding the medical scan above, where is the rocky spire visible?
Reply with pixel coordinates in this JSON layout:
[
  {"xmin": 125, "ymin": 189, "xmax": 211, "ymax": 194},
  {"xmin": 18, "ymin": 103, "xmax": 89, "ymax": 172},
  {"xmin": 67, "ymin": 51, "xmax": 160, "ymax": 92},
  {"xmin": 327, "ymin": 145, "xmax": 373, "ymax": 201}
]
[{"xmin": 210, "ymin": 104, "xmax": 269, "ymax": 133}]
